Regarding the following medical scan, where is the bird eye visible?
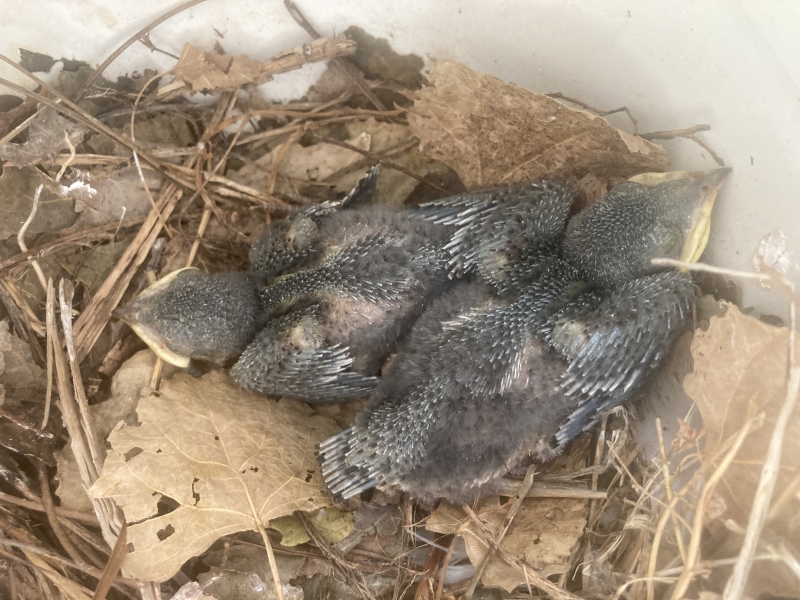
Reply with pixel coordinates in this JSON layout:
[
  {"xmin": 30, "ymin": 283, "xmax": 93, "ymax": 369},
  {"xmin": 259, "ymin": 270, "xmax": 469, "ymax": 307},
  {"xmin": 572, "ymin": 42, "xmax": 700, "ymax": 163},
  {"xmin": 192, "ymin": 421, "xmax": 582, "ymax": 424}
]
[
  {"xmin": 647, "ymin": 223, "xmax": 681, "ymax": 259},
  {"xmin": 659, "ymin": 225, "xmax": 682, "ymax": 257}
]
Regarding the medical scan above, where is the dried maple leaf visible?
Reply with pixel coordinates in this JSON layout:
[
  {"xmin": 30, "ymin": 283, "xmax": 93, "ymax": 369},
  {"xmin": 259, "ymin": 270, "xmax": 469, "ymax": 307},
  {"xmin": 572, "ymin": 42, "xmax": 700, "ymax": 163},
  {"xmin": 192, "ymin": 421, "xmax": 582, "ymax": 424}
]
[
  {"xmin": 407, "ymin": 61, "xmax": 669, "ymax": 190},
  {"xmin": 172, "ymin": 37, "xmax": 356, "ymax": 93},
  {"xmin": 427, "ymin": 496, "xmax": 587, "ymax": 591},
  {"xmin": 684, "ymin": 303, "xmax": 800, "ymax": 598},
  {"xmin": 90, "ymin": 370, "xmax": 339, "ymax": 582},
  {"xmin": 0, "ymin": 107, "xmax": 88, "ymax": 167}
]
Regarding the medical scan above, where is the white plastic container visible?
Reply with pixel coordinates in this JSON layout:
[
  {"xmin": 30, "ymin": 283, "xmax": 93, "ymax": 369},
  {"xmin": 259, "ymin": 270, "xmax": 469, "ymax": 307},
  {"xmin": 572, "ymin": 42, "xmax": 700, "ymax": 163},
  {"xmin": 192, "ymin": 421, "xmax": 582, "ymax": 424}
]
[{"xmin": 2, "ymin": 0, "xmax": 798, "ymax": 318}]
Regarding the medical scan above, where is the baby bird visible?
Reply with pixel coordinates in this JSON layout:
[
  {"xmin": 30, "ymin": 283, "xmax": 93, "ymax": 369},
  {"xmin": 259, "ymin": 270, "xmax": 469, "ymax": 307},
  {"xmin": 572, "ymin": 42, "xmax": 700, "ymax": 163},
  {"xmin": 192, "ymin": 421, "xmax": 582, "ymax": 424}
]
[
  {"xmin": 318, "ymin": 168, "xmax": 730, "ymax": 503},
  {"xmin": 117, "ymin": 166, "xmax": 454, "ymax": 402}
]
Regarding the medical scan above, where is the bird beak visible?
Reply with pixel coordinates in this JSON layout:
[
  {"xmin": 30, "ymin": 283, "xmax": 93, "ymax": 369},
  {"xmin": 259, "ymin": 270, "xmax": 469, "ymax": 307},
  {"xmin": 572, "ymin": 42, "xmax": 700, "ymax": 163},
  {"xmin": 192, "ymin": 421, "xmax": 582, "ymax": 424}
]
[
  {"xmin": 628, "ymin": 168, "xmax": 731, "ymax": 263},
  {"xmin": 112, "ymin": 271, "xmax": 197, "ymax": 368}
]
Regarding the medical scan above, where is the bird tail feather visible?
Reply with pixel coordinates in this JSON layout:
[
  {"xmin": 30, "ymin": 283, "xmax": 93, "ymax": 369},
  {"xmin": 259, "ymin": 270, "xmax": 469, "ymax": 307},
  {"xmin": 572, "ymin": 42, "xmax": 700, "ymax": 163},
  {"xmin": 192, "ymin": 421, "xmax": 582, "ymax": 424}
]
[{"xmin": 317, "ymin": 428, "xmax": 378, "ymax": 501}]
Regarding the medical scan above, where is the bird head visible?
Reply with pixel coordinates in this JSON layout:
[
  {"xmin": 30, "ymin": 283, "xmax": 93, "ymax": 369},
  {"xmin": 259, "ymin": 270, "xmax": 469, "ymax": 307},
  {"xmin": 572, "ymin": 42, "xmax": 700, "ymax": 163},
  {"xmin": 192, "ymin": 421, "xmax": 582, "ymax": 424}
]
[
  {"xmin": 114, "ymin": 268, "xmax": 261, "ymax": 368},
  {"xmin": 563, "ymin": 168, "xmax": 731, "ymax": 287}
]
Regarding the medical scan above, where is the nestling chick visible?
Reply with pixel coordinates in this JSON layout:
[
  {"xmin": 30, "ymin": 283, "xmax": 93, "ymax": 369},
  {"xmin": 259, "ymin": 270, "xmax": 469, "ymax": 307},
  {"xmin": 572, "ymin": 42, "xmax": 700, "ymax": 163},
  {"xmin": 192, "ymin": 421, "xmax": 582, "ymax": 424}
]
[
  {"xmin": 318, "ymin": 168, "xmax": 731, "ymax": 503},
  {"xmin": 231, "ymin": 205, "xmax": 453, "ymax": 401},
  {"xmin": 117, "ymin": 166, "xmax": 453, "ymax": 402}
]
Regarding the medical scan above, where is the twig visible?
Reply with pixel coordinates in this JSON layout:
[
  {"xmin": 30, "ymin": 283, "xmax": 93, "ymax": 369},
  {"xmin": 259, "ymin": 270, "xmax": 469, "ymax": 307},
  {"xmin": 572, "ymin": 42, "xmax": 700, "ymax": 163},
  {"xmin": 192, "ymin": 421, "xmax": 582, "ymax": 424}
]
[
  {"xmin": 283, "ymin": 0, "xmax": 387, "ymax": 110},
  {"xmin": 414, "ymin": 535, "xmax": 448, "ymax": 600},
  {"xmin": 72, "ymin": 176, "xmax": 185, "ymax": 361},
  {"xmin": 92, "ymin": 523, "xmax": 128, "ymax": 600},
  {"xmin": 651, "ymin": 258, "xmax": 800, "ymax": 303},
  {"xmin": 138, "ymin": 33, "xmax": 181, "ymax": 60},
  {"xmin": 434, "ymin": 534, "xmax": 460, "ymax": 600},
  {"xmin": 269, "ymin": 128, "xmax": 305, "ymax": 195},
  {"xmin": 130, "ymin": 72, "xmax": 174, "ymax": 236},
  {"xmin": 0, "ymin": 549, "xmax": 95, "ymax": 599},
  {"xmin": 0, "ymin": 542, "xmax": 139, "ymax": 589},
  {"xmin": 37, "ymin": 463, "xmax": 84, "ymax": 565},
  {"xmin": 587, "ymin": 413, "xmax": 608, "ymax": 528},
  {"xmin": 16, "ymin": 184, "xmax": 48, "ymax": 290},
  {"xmin": 315, "ymin": 134, "xmax": 449, "ymax": 194},
  {"xmin": 0, "ymin": 220, "xmax": 143, "ymax": 273},
  {"xmin": 669, "ymin": 408, "xmax": 761, "ymax": 600},
  {"xmin": 655, "ymin": 417, "xmax": 687, "ymax": 563},
  {"xmin": 547, "ymin": 92, "xmax": 640, "ymax": 134},
  {"xmin": 460, "ymin": 503, "xmax": 583, "ymax": 600},
  {"xmin": 212, "ymin": 105, "xmax": 404, "ymax": 134},
  {"xmin": 76, "ymin": 0, "xmax": 209, "ymax": 99},
  {"xmin": 724, "ymin": 284, "xmax": 798, "ymax": 599},
  {"xmin": 640, "ymin": 125, "xmax": 725, "ymax": 166},
  {"xmin": 46, "ymin": 279, "xmax": 123, "ymax": 546},
  {"xmin": 464, "ymin": 465, "xmax": 536, "ymax": 599},
  {"xmin": 59, "ymin": 280, "xmax": 104, "ymax": 473},
  {"xmin": 0, "ymin": 66, "xmax": 168, "ymax": 180},
  {"xmin": 296, "ymin": 511, "xmax": 375, "ymax": 600},
  {"xmin": 547, "ymin": 92, "xmax": 725, "ymax": 165}
]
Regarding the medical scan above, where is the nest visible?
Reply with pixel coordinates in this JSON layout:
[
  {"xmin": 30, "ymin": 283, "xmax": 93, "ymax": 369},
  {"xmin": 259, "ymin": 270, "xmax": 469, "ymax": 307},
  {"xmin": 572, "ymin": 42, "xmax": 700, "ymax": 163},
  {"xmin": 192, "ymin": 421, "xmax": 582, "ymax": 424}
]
[{"xmin": 0, "ymin": 3, "xmax": 797, "ymax": 600}]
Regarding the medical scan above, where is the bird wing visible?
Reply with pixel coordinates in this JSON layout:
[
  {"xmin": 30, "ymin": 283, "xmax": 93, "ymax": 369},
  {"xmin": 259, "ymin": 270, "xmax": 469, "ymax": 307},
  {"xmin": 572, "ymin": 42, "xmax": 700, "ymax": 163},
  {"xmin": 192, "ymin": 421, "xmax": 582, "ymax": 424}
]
[
  {"xmin": 415, "ymin": 181, "xmax": 574, "ymax": 280},
  {"xmin": 257, "ymin": 233, "xmax": 427, "ymax": 314},
  {"xmin": 341, "ymin": 163, "xmax": 381, "ymax": 208},
  {"xmin": 231, "ymin": 307, "xmax": 377, "ymax": 403},
  {"xmin": 548, "ymin": 271, "xmax": 694, "ymax": 445},
  {"xmin": 299, "ymin": 164, "xmax": 381, "ymax": 218}
]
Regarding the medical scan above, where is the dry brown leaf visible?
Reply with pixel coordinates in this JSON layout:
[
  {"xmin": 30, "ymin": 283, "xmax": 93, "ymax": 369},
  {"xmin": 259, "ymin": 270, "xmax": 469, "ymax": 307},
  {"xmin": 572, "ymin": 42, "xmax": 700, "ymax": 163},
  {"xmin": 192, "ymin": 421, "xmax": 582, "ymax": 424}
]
[
  {"xmin": 232, "ymin": 131, "xmax": 371, "ymax": 199},
  {"xmin": 0, "ymin": 166, "xmax": 78, "ymax": 239},
  {"xmin": 172, "ymin": 37, "xmax": 356, "ymax": 93},
  {"xmin": 56, "ymin": 350, "xmax": 179, "ymax": 512},
  {"xmin": 66, "ymin": 169, "xmax": 163, "ymax": 230},
  {"xmin": 427, "ymin": 496, "xmax": 587, "ymax": 591},
  {"xmin": 684, "ymin": 304, "xmax": 800, "ymax": 597},
  {"xmin": 0, "ymin": 321, "xmax": 58, "ymax": 464},
  {"xmin": 0, "ymin": 107, "xmax": 88, "ymax": 167},
  {"xmin": 270, "ymin": 506, "xmax": 354, "ymax": 547},
  {"xmin": 408, "ymin": 61, "xmax": 669, "ymax": 189},
  {"xmin": 684, "ymin": 304, "xmax": 798, "ymax": 517},
  {"xmin": 345, "ymin": 118, "xmax": 446, "ymax": 206},
  {"xmin": 89, "ymin": 370, "xmax": 339, "ymax": 582}
]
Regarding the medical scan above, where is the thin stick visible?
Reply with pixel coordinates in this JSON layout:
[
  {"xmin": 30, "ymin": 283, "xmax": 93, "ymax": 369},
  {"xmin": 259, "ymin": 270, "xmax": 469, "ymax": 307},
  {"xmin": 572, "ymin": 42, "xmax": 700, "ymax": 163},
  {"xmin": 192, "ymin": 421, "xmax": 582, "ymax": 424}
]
[
  {"xmin": 37, "ymin": 462, "xmax": 84, "ymax": 565},
  {"xmin": 91, "ymin": 523, "xmax": 128, "ymax": 600},
  {"xmin": 315, "ymin": 134, "xmax": 449, "ymax": 194},
  {"xmin": 460, "ymin": 504, "xmax": 583, "ymax": 600},
  {"xmin": 670, "ymin": 410, "xmax": 760, "ymax": 600},
  {"xmin": 268, "ymin": 128, "xmax": 305, "ymax": 195},
  {"xmin": 283, "ymin": 0, "xmax": 387, "ymax": 111},
  {"xmin": 464, "ymin": 465, "xmax": 536, "ymax": 599},
  {"xmin": 130, "ymin": 72, "xmax": 173, "ymax": 234},
  {"xmin": 59, "ymin": 280, "xmax": 104, "ymax": 473},
  {"xmin": 42, "ymin": 325, "xmax": 54, "ymax": 428},
  {"xmin": 547, "ymin": 92, "xmax": 640, "ymax": 134},
  {"xmin": 640, "ymin": 125, "xmax": 725, "ymax": 166},
  {"xmin": 0, "ymin": 543, "xmax": 139, "ymax": 589},
  {"xmin": 0, "ymin": 69, "xmax": 167, "ymax": 179},
  {"xmin": 16, "ymin": 184, "xmax": 48, "ymax": 290},
  {"xmin": 296, "ymin": 511, "xmax": 373, "ymax": 600},
  {"xmin": 434, "ymin": 534, "xmax": 460, "ymax": 600},
  {"xmin": 724, "ymin": 292, "xmax": 798, "ymax": 599},
  {"xmin": 587, "ymin": 413, "xmax": 608, "ymax": 529},
  {"xmin": 652, "ymin": 258, "xmax": 800, "ymax": 302},
  {"xmin": 656, "ymin": 417, "xmax": 687, "ymax": 563},
  {"xmin": 76, "ymin": 0, "xmax": 209, "ymax": 99}
]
